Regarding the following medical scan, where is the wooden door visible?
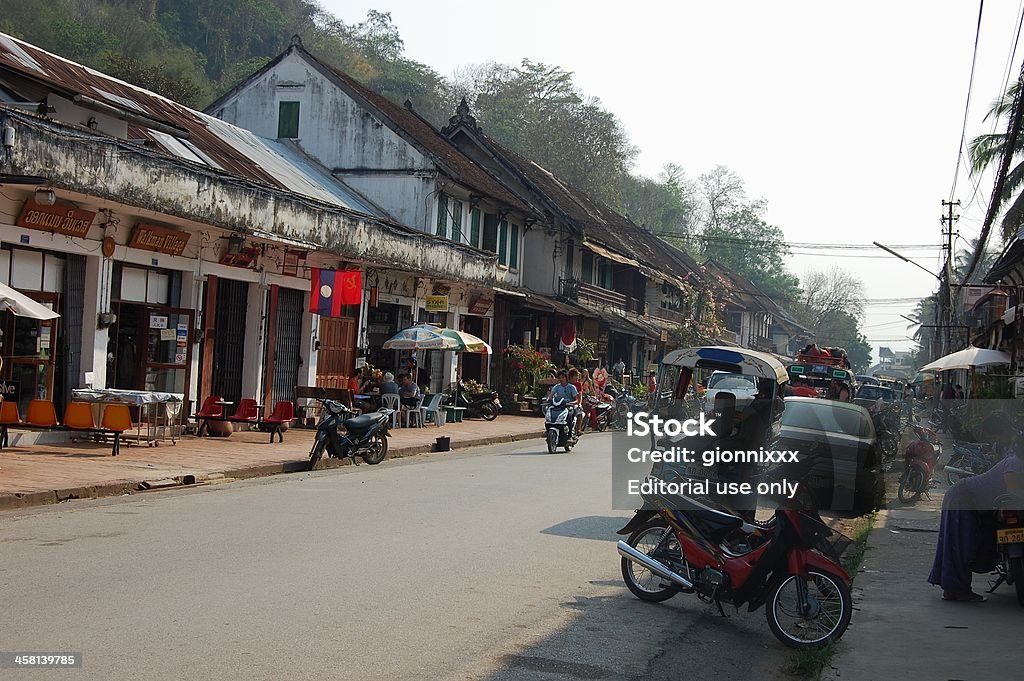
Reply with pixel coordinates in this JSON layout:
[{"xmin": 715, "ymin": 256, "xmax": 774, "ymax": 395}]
[{"xmin": 315, "ymin": 316, "xmax": 357, "ymax": 388}]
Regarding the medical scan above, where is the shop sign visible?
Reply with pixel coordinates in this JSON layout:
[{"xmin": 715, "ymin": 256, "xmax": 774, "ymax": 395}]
[
  {"xmin": 16, "ymin": 200, "xmax": 96, "ymax": 238},
  {"xmin": 0, "ymin": 379, "xmax": 20, "ymax": 403},
  {"xmin": 149, "ymin": 314, "xmax": 168, "ymax": 329},
  {"xmin": 159, "ymin": 329, "xmax": 176, "ymax": 341},
  {"xmin": 425, "ymin": 295, "xmax": 449, "ymax": 312},
  {"xmin": 176, "ymin": 323, "xmax": 188, "ymax": 349},
  {"xmin": 129, "ymin": 223, "xmax": 191, "ymax": 256},
  {"xmin": 468, "ymin": 297, "xmax": 493, "ymax": 315},
  {"xmin": 660, "ymin": 329, "xmax": 668, "ymax": 343}
]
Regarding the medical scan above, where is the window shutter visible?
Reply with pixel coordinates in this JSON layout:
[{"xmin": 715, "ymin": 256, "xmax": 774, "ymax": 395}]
[
  {"xmin": 436, "ymin": 194, "xmax": 448, "ymax": 237},
  {"xmin": 482, "ymin": 213, "xmax": 499, "ymax": 252},
  {"xmin": 470, "ymin": 209, "xmax": 481, "ymax": 247},
  {"xmin": 581, "ymin": 251, "xmax": 594, "ymax": 283},
  {"xmin": 451, "ymin": 200, "xmax": 463, "ymax": 242},
  {"xmin": 278, "ymin": 101, "xmax": 300, "ymax": 139},
  {"xmin": 498, "ymin": 220, "xmax": 508, "ymax": 265},
  {"xmin": 509, "ymin": 223, "xmax": 519, "ymax": 268}
]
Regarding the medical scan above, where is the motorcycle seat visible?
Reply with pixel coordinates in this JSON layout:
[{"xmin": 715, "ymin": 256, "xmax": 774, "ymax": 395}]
[
  {"xmin": 343, "ymin": 413, "xmax": 383, "ymax": 433},
  {"xmin": 646, "ymin": 489, "xmax": 744, "ymax": 537}
]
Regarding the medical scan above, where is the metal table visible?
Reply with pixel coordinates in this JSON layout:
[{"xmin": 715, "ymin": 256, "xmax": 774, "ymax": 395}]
[{"xmin": 70, "ymin": 389, "xmax": 184, "ymax": 446}]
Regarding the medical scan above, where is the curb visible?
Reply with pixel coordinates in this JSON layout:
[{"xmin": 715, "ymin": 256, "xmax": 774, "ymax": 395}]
[{"xmin": 0, "ymin": 431, "xmax": 545, "ymax": 512}]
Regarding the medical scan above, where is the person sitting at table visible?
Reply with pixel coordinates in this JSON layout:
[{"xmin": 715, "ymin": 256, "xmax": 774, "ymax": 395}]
[
  {"xmin": 399, "ymin": 373, "xmax": 420, "ymax": 409},
  {"xmin": 357, "ymin": 368, "xmax": 378, "ymax": 394},
  {"xmin": 380, "ymin": 372, "xmax": 399, "ymax": 395}
]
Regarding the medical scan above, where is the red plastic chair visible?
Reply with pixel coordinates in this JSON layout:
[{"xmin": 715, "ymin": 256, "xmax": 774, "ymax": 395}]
[
  {"xmin": 194, "ymin": 395, "xmax": 224, "ymax": 436},
  {"xmin": 228, "ymin": 398, "xmax": 259, "ymax": 423},
  {"xmin": 262, "ymin": 401, "xmax": 294, "ymax": 443}
]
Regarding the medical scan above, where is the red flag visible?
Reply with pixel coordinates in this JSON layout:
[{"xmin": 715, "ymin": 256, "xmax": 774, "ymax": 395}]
[{"xmin": 339, "ymin": 270, "xmax": 362, "ymax": 305}]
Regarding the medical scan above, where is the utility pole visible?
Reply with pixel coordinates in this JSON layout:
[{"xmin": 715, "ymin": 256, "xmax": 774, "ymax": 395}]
[{"xmin": 940, "ymin": 199, "xmax": 960, "ymax": 354}]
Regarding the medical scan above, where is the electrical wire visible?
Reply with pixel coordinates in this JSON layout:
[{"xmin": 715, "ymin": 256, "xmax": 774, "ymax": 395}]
[{"xmin": 950, "ymin": 0, "xmax": 986, "ymax": 201}]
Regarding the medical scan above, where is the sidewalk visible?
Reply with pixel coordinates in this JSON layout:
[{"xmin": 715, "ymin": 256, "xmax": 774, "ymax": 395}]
[
  {"xmin": 825, "ymin": 429, "xmax": 1024, "ymax": 680},
  {"xmin": 0, "ymin": 416, "xmax": 544, "ymax": 511}
]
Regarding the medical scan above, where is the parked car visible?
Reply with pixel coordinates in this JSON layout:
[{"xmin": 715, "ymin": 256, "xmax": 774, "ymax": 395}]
[
  {"xmin": 702, "ymin": 370, "xmax": 758, "ymax": 413},
  {"xmin": 852, "ymin": 384, "xmax": 896, "ymax": 409},
  {"xmin": 856, "ymin": 375, "xmax": 880, "ymax": 386},
  {"xmin": 768, "ymin": 397, "xmax": 885, "ymax": 517}
]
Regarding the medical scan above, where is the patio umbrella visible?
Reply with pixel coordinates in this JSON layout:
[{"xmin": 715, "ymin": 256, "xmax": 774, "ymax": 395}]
[
  {"xmin": 382, "ymin": 323, "xmax": 457, "ymax": 350},
  {"xmin": 919, "ymin": 346, "xmax": 1011, "ymax": 372},
  {"xmin": 0, "ymin": 282, "xmax": 59, "ymax": 319},
  {"xmin": 438, "ymin": 328, "xmax": 491, "ymax": 354}
]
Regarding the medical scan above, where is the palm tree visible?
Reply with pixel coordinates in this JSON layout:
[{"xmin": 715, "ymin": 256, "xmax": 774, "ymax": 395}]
[
  {"xmin": 905, "ymin": 294, "xmax": 939, "ymax": 368},
  {"xmin": 954, "ymin": 236, "xmax": 999, "ymax": 283},
  {"xmin": 968, "ymin": 82, "xmax": 1024, "ymax": 243}
]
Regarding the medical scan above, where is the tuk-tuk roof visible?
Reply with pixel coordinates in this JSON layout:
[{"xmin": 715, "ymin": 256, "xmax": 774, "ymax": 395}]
[
  {"xmin": 661, "ymin": 346, "xmax": 789, "ymax": 383},
  {"xmin": 788, "ymin": 362, "xmax": 856, "ymax": 383}
]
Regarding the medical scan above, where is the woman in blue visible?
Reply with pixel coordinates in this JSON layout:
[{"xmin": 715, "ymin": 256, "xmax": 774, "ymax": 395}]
[{"xmin": 928, "ymin": 413, "xmax": 1024, "ymax": 602}]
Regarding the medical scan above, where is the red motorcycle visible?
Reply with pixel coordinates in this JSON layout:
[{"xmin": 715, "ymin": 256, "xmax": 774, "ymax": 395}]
[
  {"xmin": 617, "ymin": 485, "xmax": 853, "ymax": 650},
  {"xmin": 897, "ymin": 423, "xmax": 940, "ymax": 504}
]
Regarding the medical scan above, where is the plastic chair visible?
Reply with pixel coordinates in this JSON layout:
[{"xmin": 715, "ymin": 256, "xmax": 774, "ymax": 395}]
[
  {"xmin": 26, "ymin": 400, "xmax": 59, "ymax": 427},
  {"xmin": 401, "ymin": 395, "xmax": 424, "ymax": 428},
  {"xmin": 194, "ymin": 395, "xmax": 224, "ymax": 436},
  {"xmin": 228, "ymin": 398, "xmax": 260, "ymax": 422},
  {"xmin": 262, "ymin": 401, "xmax": 294, "ymax": 443},
  {"xmin": 0, "ymin": 400, "xmax": 20, "ymax": 448},
  {"xmin": 379, "ymin": 393, "xmax": 400, "ymax": 428},
  {"xmin": 100, "ymin": 404, "xmax": 133, "ymax": 456},
  {"xmin": 63, "ymin": 402, "xmax": 96, "ymax": 430},
  {"xmin": 421, "ymin": 393, "xmax": 447, "ymax": 427}
]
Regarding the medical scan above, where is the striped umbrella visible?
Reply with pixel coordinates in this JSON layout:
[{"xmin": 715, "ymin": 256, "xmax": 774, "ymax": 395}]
[
  {"xmin": 382, "ymin": 323, "xmax": 455, "ymax": 350},
  {"xmin": 439, "ymin": 328, "xmax": 492, "ymax": 354}
]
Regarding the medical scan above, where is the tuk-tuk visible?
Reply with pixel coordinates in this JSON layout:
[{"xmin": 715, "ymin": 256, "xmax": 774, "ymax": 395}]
[{"xmin": 787, "ymin": 352, "xmax": 857, "ymax": 398}]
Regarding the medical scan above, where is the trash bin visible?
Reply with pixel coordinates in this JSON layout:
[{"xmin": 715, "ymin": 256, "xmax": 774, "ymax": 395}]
[{"xmin": 434, "ymin": 436, "xmax": 451, "ymax": 452}]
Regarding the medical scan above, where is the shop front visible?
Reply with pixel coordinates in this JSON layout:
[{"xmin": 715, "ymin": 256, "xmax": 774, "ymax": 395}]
[
  {"xmin": 0, "ymin": 245, "xmax": 66, "ymax": 416},
  {"xmin": 106, "ymin": 262, "xmax": 193, "ymax": 400}
]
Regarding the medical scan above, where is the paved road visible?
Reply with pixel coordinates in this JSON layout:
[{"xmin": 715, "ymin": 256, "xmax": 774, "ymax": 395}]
[{"xmin": 1, "ymin": 434, "xmax": 790, "ymax": 681}]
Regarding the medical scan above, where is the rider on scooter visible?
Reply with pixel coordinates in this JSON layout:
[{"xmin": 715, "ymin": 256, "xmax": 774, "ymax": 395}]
[{"xmin": 548, "ymin": 370, "xmax": 582, "ymax": 433}]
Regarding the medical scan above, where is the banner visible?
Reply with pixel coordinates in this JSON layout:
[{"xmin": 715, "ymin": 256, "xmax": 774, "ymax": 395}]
[{"xmin": 309, "ymin": 269, "xmax": 362, "ymax": 316}]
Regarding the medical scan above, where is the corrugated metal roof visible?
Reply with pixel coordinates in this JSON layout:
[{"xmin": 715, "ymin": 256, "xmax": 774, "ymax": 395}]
[{"xmin": 0, "ymin": 31, "xmax": 387, "ymax": 218}]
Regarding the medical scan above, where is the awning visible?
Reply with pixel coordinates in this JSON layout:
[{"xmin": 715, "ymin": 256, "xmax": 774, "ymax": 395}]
[
  {"xmin": 583, "ymin": 240, "xmax": 642, "ymax": 268},
  {"xmin": 493, "ymin": 286, "xmax": 527, "ymax": 298},
  {"xmin": 520, "ymin": 291, "xmax": 593, "ymax": 318},
  {"xmin": 606, "ymin": 312, "xmax": 659, "ymax": 340}
]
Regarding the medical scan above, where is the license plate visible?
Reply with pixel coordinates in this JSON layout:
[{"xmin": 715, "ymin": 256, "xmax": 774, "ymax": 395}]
[{"xmin": 997, "ymin": 528, "xmax": 1024, "ymax": 544}]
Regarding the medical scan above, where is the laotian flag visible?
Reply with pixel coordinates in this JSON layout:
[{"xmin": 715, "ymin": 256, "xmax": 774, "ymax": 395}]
[{"xmin": 310, "ymin": 268, "xmax": 362, "ymax": 316}]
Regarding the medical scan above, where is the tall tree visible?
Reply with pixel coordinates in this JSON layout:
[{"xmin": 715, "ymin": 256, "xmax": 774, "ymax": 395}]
[{"xmin": 694, "ymin": 167, "xmax": 800, "ymax": 303}]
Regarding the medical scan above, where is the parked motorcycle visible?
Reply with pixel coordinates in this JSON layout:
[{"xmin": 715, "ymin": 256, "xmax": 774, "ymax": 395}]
[
  {"xmin": 543, "ymin": 395, "xmax": 578, "ymax": 454},
  {"xmin": 897, "ymin": 422, "xmax": 940, "ymax": 504},
  {"xmin": 617, "ymin": 484, "xmax": 853, "ymax": 649},
  {"xmin": 604, "ymin": 386, "xmax": 638, "ymax": 430},
  {"xmin": 988, "ymin": 494, "xmax": 1024, "ymax": 607},
  {"xmin": 447, "ymin": 382, "xmax": 501, "ymax": 420},
  {"xmin": 944, "ymin": 441, "xmax": 994, "ymax": 484},
  {"xmin": 308, "ymin": 399, "xmax": 393, "ymax": 469}
]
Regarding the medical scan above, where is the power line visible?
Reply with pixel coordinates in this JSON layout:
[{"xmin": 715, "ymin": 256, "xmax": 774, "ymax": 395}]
[
  {"xmin": 950, "ymin": 0, "xmax": 986, "ymax": 201},
  {"xmin": 655, "ymin": 233, "xmax": 939, "ymax": 249}
]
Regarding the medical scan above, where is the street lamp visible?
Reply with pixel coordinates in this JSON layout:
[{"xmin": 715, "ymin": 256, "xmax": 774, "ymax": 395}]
[{"xmin": 872, "ymin": 242, "xmax": 941, "ymax": 281}]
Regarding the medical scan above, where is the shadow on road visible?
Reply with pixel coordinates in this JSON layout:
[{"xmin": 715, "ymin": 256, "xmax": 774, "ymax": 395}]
[{"xmin": 540, "ymin": 516, "xmax": 626, "ymax": 542}]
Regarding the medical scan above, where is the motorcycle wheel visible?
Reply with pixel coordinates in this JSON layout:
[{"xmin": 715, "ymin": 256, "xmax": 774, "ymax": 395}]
[
  {"xmin": 766, "ymin": 569, "xmax": 852, "ymax": 650},
  {"xmin": 596, "ymin": 414, "xmax": 608, "ymax": 433},
  {"xmin": 620, "ymin": 519, "xmax": 682, "ymax": 602},
  {"xmin": 898, "ymin": 467, "xmax": 925, "ymax": 504},
  {"xmin": 479, "ymin": 401, "xmax": 499, "ymax": 421},
  {"xmin": 946, "ymin": 454, "xmax": 970, "ymax": 486},
  {"xmin": 546, "ymin": 429, "xmax": 558, "ymax": 455},
  {"xmin": 1011, "ymin": 557, "xmax": 1024, "ymax": 608},
  {"xmin": 308, "ymin": 439, "xmax": 326, "ymax": 471},
  {"xmin": 361, "ymin": 432, "xmax": 389, "ymax": 465}
]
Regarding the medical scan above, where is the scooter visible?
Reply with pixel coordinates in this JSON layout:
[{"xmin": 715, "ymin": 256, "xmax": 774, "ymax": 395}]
[
  {"xmin": 944, "ymin": 441, "xmax": 994, "ymax": 484},
  {"xmin": 308, "ymin": 399, "xmax": 394, "ymax": 469},
  {"xmin": 617, "ymin": 482, "xmax": 853, "ymax": 650},
  {"xmin": 581, "ymin": 395, "xmax": 612, "ymax": 433},
  {"xmin": 543, "ymin": 395, "xmax": 578, "ymax": 454},
  {"xmin": 988, "ymin": 494, "xmax": 1024, "ymax": 607},
  {"xmin": 897, "ymin": 423, "xmax": 940, "ymax": 504},
  {"xmin": 448, "ymin": 381, "xmax": 502, "ymax": 420}
]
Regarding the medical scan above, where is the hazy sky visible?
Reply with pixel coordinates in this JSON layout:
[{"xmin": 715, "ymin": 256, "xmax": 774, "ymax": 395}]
[{"xmin": 324, "ymin": 0, "xmax": 1024, "ymax": 360}]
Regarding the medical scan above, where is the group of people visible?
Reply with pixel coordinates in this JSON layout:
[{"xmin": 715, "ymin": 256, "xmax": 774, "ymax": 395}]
[
  {"xmin": 800, "ymin": 343, "xmax": 853, "ymax": 370},
  {"xmin": 352, "ymin": 363, "xmax": 426, "ymax": 414}
]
